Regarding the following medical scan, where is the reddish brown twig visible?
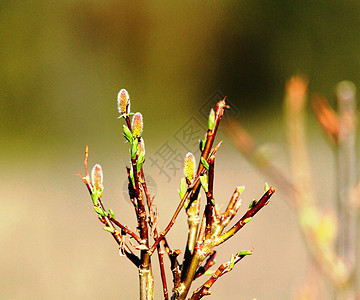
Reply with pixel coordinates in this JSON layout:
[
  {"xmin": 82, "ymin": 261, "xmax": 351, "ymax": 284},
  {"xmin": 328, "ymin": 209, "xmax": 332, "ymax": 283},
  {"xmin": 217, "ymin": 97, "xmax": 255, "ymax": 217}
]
[
  {"xmin": 189, "ymin": 251, "xmax": 252, "ymax": 300},
  {"xmin": 79, "ymin": 146, "xmax": 141, "ymax": 267},
  {"xmin": 217, "ymin": 187, "xmax": 275, "ymax": 245}
]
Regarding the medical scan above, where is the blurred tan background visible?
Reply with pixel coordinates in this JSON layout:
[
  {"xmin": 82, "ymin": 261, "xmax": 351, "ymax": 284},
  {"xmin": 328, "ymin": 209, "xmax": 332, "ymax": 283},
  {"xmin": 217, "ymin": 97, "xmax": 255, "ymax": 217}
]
[{"xmin": 1, "ymin": 1, "xmax": 360, "ymax": 299}]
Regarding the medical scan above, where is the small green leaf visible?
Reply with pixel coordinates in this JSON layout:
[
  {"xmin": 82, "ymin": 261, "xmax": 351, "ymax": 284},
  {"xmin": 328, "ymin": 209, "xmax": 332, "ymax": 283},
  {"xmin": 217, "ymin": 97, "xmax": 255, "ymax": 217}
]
[
  {"xmin": 136, "ymin": 157, "xmax": 144, "ymax": 174},
  {"xmin": 199, "ymin": 135, "xmax": 207, "ymax": 152},
  {"xmin": 208, "ymin": 108, "xmax": 215, "ymax": 130},
  {"xmin": 91, "ymin": 191, "xmax": 101, "ymax": 206},
  {"xmin": 200, "ymin": 174, "xmax": 208, "ymax": 193},
  {"xmin": 229, "ymin": 254, "xmax": 235, "ymax": 269},
  {"xmin": 238, "ymin": 250, "xmax": 253, "ymax": 256},
  {"xmin": 184, "ymin": 201, "xmax": 188, "ymax": 210},
  {"xmin": 129, "ymin": 169, "xmax": 135, "ymax": 187},
  {"xmin": 94, "ymin": 206, "xmax": 107, "ymax": 217},
  {"xmin": 199, "ymin": 140, "xmax": 204, "ymax": 152},
  {"xmin": 131, "ymin": 138, "xmax": 139, "ymax": 159},
  {"xmin": 248, "ymin": 200, "xmax": 257, "ymax": 210},
  {"xmin": 179, "ymin": 177, "xmax": 187, "ymax": 200},
  {"xmin": 237, "ymin": 186, "xmax": 245, "ymax": 194},
  {"xmin": 204, "ymin": 270, "xmax": 215, "ymax": 276},
  {"xmin": 200, "ymin": 157, "xmax": 209, "ymax": 171},
  {"xmin": 123, "ymin": 125, "xmax": 134, "ymax": 143},
  {"xmin": 103, "ymin": 227, "xmax": 115, "ymax": 234},
  {"xmin": 108, "ymin": 208, "xmax": 115, "ymax": 219},
  {"xmin": 244, "ymin": 217, "xmax": 251, "ymax": 224},
  {"xmin": 264, "ymin": 182, "xmax": 270, "ymax": 192}
]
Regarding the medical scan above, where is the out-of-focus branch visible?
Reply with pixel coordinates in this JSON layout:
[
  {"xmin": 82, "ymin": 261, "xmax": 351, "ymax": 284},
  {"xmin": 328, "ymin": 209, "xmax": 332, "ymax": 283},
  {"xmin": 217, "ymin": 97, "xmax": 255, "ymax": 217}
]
[
  {"xmin": 311, "ymin": 94, "xmax": 339, "ymax": 144},
  {"xmin": 335, "ymin": 81, "xmax": 358, "ymax": 299},
  {"xmin": 223, "ymin": 76, "xmax": 353, "ymax": 292},
  {"xmin": 284, "ymin": 76, "xmax": 316, "ymax": 208}
]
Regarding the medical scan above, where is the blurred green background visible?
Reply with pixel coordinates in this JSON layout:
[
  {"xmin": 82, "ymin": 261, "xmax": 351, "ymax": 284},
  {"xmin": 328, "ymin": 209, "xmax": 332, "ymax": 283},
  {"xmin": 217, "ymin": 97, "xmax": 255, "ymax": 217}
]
[{"xmin": 1, "ymin": 1, "xmax": 359, "ymax": 299}]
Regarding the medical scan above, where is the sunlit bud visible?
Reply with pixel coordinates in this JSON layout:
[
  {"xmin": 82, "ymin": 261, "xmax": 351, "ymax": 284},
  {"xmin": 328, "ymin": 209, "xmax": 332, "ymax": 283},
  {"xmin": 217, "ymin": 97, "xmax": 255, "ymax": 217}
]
[
  {"xmin": 238, "ymin": 250, "xmax": 252, "ymax": 256},
  {"xmin": 117, "ymin": 89, "xmax": 130, "ymax": 115},
  {"xmin": 132, "ymin": 112, "xmax": 143, "ymax": 137},
  {"xmin": 91, "ymin": 164, "xmax": 103, "ymax": 191},
  {"xmin": 104, "ymin": 227, "xmax": 115, "ymax": 234},
  {"xmin": 184, "ymin": 152, "xmax": 196, "ymax": 182}
]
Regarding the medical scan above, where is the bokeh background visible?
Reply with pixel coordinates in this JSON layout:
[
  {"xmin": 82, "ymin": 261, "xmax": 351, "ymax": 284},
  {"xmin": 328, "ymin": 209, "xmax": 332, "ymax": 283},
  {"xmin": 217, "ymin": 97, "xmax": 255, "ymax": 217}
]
[{"xmin": 1, "ymin": 1, "xmax": 360, "ymax": 299}]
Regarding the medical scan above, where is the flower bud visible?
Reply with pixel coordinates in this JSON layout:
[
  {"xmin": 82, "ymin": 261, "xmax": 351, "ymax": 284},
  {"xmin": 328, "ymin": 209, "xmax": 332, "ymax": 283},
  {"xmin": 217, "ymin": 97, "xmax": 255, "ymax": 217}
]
[
  {"xmin": 132, "ymin": 112, "xmax": 143, "ymax": 137},
  {"xmin": 117, "ymin": 89, "xmax": 130, "ymax": 115},
  {"xmin": 91, "ymin": 164, "xmax": 103, "ymax": 191},
  {"xmin": 184, "ymin": 152, "xmax": 196, "ymax": 182}
]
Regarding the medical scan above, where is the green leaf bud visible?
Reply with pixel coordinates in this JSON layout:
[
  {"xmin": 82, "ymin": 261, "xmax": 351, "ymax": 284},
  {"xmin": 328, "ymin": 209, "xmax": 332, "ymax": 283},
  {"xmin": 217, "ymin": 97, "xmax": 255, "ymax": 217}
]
[
  {"xmin": 208, "ymin": 108, "xmax": 215, "ymax": 130},
  {"xmin": 94, "ymin": 206, "xmax": 107, "ymax": 217},
  {"xmin": 103, "ymin": 227, "xmax": 115, "ymax": 234},
  {"xmin": 248, "ymin": 200, "xmax": 257, "ymax": 210},
  {"xmin": 200, "ymin": 174, "xmax": 208, "ymax": 193},
  {"xmin": 200, "ymin": 157, "xmax": 209, "ymax": 171},
  {"xmin": 264, "ymin": 182, "xmax": 270, "ymax": 192},
  {"xmin": 204, "ymin": 270, "xmax": 215, "ymax": 276},
  {"xmin": 179, "ymin": 177, "xmax": 187, "ymax": 199},
  {"xmin": 238, "ymin": 250, "xmax": 253, "ymax": 256},
  {"xmin": 244, "ymin": 217, "xmax": 251, "ymax": 224},
  {"xmin": 108, "ymin": 208, "xmax": 115, "ymax": 219},
  {"xmin": 237, "ymin": 186, "xmax": 245, "ymax": 194},
  {"xmin": 129, "ymin": 168, "xmax": 135, "ymax": 187},
  {"xmin": 229, "ymin": 254, "xmax": 235, "ymax": 269}
]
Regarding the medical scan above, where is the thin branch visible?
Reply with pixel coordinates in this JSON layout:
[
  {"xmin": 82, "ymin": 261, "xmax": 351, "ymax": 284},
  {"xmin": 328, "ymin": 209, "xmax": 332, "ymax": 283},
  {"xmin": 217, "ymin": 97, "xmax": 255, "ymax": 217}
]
[
  {"xmin": 204, "ymin": 155, "xmax": 215, "ymax": 239},
  {"xmin": 189, "ymin": 251, "xmax": 251, "ymax": 300},
  {"xmin": 189, "ymin": 99, "xmax": 228, "ymax": 205},
  {"xmin": 79, "ymin": 146, "xmax": 140, "ymax": 267},
  {"xmin": 108, "ymin": 216, "xmax": 142, "ymax": 244},
  {"xmin": 221, "ymin": 187, "xmax": 243, "ymax": 230},
  {"xmin": 181, "ymin": 100, "xmax": 228, "ymax": 282},
  {"xmin": 216, "ymin": 187, "xmax": 275, "ymax": 246}
]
